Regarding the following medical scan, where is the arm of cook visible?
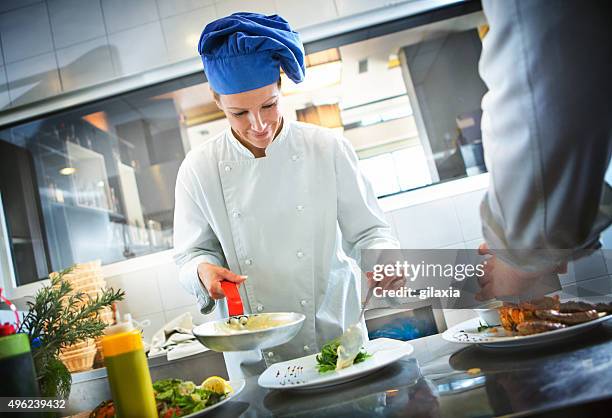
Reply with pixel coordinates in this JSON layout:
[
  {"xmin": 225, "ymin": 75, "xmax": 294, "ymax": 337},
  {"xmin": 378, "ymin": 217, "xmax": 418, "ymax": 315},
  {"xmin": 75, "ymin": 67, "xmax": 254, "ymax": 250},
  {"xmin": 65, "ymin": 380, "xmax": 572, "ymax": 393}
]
[
  {"xmin": 478, "ymin": 0, "xmax": 612, "ymax": 271},
  {"xmin": 173, "ymin": 161, "xmax": 227, "ymax": 314},
  {"xmin": 335, "ymin": 134, "xmax": 400, "ymax": 262}
]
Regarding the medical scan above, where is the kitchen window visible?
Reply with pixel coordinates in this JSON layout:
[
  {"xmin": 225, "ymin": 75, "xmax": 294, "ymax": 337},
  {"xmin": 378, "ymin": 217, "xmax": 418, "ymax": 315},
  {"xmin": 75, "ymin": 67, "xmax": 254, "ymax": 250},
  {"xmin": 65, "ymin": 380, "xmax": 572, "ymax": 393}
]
[{"xmin": 0, "ymin": 5, "xmax": 487, "ymax": 284}]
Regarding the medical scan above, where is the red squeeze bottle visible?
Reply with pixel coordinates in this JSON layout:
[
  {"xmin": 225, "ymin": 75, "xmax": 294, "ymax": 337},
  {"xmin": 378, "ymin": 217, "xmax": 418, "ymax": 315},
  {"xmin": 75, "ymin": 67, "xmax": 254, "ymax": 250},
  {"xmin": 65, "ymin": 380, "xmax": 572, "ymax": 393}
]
[{"xmin": 221, "ymin": 281, "xmax": 244, "ymax": 316}]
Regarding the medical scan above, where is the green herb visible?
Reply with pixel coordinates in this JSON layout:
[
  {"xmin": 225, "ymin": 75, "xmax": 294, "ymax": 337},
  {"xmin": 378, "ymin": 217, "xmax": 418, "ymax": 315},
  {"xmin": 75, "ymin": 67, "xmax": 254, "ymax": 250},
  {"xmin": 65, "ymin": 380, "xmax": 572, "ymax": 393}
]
[
  {"xmin": 477, "ymin": 321, "xmax": 493, "ymax": 332},
  {"xmin": 153, "ymin": 378, "xmax": 225, "ymax": 417},
  {"xmin": 18, "ymin": 267, "xmax": 124, "ymax": 398},
  {"xmin": 315, "ymin": 339, "xmax": 371, "ymax": 373}
]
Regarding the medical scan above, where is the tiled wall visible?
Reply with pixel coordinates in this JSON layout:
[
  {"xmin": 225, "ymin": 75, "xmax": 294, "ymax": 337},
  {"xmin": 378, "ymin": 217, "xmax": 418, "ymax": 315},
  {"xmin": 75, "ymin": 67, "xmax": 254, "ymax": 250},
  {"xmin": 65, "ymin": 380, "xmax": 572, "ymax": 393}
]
[
  {"xmin": 0, "ymin": 0, "xmax": 414, "ymax": 110},
  {"xmin": 385, "ymin": 187, "xmax": 487, "ymax": 328}
]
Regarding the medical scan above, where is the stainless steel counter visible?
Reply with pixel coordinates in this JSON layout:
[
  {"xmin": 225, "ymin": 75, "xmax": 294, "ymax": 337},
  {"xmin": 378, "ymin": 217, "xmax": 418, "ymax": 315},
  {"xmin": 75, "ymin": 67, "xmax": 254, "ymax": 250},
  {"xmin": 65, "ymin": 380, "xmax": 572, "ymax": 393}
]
[{"xmin": 202, "ymin": 322, "xmax": 612, "ymax": 417}]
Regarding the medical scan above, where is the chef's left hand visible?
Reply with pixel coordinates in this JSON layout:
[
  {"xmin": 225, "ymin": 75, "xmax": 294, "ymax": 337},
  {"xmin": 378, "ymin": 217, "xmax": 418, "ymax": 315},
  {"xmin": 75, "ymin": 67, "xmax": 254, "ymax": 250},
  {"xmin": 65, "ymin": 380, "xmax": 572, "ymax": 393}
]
[{"xmin": 476, "ymin": 243, "xmax": 566, "ymax": 300}]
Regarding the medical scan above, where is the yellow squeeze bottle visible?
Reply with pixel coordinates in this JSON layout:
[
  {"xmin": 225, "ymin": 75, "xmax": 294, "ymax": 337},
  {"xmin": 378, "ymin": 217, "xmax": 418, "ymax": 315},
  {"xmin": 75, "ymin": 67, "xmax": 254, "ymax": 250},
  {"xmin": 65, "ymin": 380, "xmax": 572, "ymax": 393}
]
[{"xmin": 101, "ymin": 316, "xmax": 157, "ymax": 417}]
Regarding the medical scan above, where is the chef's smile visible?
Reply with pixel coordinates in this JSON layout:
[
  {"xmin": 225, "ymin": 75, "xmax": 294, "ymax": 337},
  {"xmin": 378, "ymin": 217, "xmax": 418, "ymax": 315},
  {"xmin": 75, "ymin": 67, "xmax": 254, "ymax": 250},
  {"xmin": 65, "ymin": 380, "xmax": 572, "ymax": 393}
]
[{"xmin": 215, "ymin": 83, "xmax": 283, "ymax": 157}]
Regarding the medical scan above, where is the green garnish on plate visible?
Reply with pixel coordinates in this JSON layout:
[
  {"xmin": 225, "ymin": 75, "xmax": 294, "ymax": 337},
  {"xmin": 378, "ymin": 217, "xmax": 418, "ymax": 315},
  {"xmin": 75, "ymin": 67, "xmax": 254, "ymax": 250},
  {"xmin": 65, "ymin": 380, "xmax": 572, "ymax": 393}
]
[
  {"xmin": 477, "ymin": 321, "xmax": 494, "ymax": 332},
  {"xmin": 315, "ymin": 339, "xmax": 371, "ymax": 373}
]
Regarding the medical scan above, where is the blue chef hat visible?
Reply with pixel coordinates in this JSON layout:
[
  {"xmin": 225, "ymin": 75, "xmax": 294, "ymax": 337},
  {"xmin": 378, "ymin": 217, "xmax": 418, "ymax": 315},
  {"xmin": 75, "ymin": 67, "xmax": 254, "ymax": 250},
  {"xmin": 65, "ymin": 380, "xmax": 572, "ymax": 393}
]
[{"xmin": 198, "ymin": 13, "xmax": 305, "ymax": 95}]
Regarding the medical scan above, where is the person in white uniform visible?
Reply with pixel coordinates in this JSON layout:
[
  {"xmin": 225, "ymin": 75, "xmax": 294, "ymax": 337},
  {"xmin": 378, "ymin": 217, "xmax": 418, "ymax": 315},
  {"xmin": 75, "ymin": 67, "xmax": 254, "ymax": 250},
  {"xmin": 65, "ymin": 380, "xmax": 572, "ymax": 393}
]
[
  {"xmin": 173, "ymin": 12, "xmax": 399, "ymax": 379},
  {"xmin": 475, "ymin": 1, "xmax": 612, "ymax": 300}
]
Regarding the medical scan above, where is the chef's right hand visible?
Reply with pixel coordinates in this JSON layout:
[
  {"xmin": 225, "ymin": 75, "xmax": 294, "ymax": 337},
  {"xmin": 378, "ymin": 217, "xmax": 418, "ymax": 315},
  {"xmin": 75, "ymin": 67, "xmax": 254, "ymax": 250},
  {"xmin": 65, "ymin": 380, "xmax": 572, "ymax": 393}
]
[{"xmin": 197, "ymin": 263, "xmax": 246, "ymax": 300}]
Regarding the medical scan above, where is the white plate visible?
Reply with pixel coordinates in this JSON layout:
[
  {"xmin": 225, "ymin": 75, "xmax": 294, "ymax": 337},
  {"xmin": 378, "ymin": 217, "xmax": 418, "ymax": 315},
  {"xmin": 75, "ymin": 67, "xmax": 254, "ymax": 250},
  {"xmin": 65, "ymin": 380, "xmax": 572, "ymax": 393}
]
[
  {"xmin": 442, "ymin": 315, "xmax": 612, "ymax": 348},
  {"xmin": 257, "ymin": 337, "xmax": 413, "ymax": 390},
  {"xmin": 181, "ymin": 379, "xmax": 245, "ymax": 417}
]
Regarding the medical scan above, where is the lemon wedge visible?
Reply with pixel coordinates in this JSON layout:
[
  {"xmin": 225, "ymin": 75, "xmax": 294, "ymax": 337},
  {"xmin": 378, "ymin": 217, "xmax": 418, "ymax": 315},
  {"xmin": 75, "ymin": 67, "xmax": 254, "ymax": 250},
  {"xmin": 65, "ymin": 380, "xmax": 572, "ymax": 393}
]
[{"xmin": 202, "ymin": 376, "xmax": 232, "ymax": 394}]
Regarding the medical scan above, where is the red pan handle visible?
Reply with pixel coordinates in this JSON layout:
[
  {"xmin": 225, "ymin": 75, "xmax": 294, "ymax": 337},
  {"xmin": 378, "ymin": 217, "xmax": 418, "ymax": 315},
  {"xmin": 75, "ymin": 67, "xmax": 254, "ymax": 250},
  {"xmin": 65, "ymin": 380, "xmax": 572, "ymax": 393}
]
[{"xmin": 221, "ymin": 280, "xmax": 244, "ymax": 316}]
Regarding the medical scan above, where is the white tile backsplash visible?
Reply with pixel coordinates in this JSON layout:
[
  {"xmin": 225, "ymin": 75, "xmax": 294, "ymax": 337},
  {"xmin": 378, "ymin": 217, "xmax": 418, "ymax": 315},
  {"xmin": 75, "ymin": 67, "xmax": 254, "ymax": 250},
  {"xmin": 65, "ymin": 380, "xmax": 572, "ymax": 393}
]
[
  {"xmin": 108, "ymin": 21, "xmax": 168, "ymax": 76},
  {"xmin": 575, "ymin": 276, "xmax": 612, "ymax": 299},
  {"xmin": 275, "ymin": 0, "xmax": 338, "ymax": 29},
  {"xmin": 571, "ymin": 250, "xmax": 608, "ymax": 283},
  {"xmin": 48, "ymin": 0, "xmax": 106, "ymax": 49},
  {"xmin": 214, "ymin": 0, "xmax": 277, "ymax": 17},
  {"xmin": 105, "ymin": 266, "xmax": 164, "ymax": 317},
  {"xmin": 156, "ymin": 262, "xmax": 198, "ymax": 310},
  {"xmin": 101, "ymin": 0, "xmax": 160, "ymax": 34},
  {"xmin": 0, "ymin": 2, "xmax": 54, "ymax": 63},
  {"xmin": 156, "ymin": 0, "xmax": 215, "ymax": 18},
  {"xmin": 452, "ymin": 189, "xmax": 485, "ymax": 241},
  {"xmin": 161, "ymin": 5, "xmax": 216, "ymax": 62},
  {"xmin": 391, "ymin": 198, "xmax": 463, "ymax": 249},
  {"xmin": 56, "ymin": 36, "xmax": 115, "ymax": 91},
  {"xmin": 6, "ymin": 52, "xmax": 61, "ymax": 106}
]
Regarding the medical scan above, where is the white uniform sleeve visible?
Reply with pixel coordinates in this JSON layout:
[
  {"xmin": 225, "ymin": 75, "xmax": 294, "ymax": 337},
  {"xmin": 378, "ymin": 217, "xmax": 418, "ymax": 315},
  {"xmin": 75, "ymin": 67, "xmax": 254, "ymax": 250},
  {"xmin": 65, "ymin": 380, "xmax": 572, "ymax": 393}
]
[
  {"xmin": 335, "ymin": 134, "xmax": 400, "ymax": 263},
  {"xmin": 173, "ymin": 162, "xmax": 226, "ymax": 314},
  {"xmin": 479, "ymin": 0, "xmax": 612, "ymax": 270}
]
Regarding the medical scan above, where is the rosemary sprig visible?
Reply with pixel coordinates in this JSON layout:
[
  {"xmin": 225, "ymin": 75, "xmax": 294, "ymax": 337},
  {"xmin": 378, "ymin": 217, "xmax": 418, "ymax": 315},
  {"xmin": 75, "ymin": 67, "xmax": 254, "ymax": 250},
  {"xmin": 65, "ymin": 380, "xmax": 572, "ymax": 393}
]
[{"xmin": 17, "ymin": 267, "xmax": 125, "ymax": 397}]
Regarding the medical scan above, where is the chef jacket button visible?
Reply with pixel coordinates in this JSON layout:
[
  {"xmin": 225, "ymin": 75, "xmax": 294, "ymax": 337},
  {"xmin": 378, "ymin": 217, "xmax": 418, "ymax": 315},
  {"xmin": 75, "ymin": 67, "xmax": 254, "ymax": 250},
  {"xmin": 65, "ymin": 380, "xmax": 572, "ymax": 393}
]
[
  {"xmin": 296, "ymin": 251, "xmax": 304, "ymax": 258},
  {"xmin": 267, "ymin": 351, "xmax": 274, "ymax": 358},
  {"xmin": 296, "ymin": 205, "xmax": 304, "ymax": 211},
  {"xmin": 245, "ymin": 258, "xmax": 252, "ymax": 265},
  {"xmin": 224, "ymin": 165, "xmax": 231, "ymax": 172},
  {"xmin": 257, "ymin": 304, "xmax": 264, "ymax": 312},
  {"xmin": 291, "ymin": 154, "xmax": 299, "ymax": 161},
  {"xmin": 300, "ymin": 299, "xmax": 307, "ymax": 306},
  {"xmin": 303, "ymin": 345, "xmax": 309, "ymax": 352},
  {"xmin": 232, "ymin": 210, "xmax": 241, "ymax": 218}
]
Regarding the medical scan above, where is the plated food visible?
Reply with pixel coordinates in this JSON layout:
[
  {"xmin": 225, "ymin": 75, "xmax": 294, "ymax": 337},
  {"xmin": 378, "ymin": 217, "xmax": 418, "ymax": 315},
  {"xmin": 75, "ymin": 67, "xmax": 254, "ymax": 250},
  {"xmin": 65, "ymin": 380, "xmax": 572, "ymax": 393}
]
[
  {"xmin": 258, "ymin": 338, "xmax": 413, "ymax": 390},
  {"xmin": 89, "ymin": 376, "xmax": 244, "ymax": 418},
  {"xmin": 498, "ymin": 296, "xmax": 610, "ymax": 335},
  {"xmin": 443, "ymin": 296, "xmax": 612, "ymax": 348}
]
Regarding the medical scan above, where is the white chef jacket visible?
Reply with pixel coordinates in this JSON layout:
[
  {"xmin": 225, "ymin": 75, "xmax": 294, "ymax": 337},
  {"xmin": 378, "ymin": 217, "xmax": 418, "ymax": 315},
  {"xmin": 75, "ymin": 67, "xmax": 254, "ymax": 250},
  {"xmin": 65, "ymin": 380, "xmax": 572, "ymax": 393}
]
[
  {"xmin": 173, "ymin": 120, "xmax": 399, "ymax": 379},
  {"xmin": 479, "ymin": 0, "xmax": 612, "ymax": 270}
]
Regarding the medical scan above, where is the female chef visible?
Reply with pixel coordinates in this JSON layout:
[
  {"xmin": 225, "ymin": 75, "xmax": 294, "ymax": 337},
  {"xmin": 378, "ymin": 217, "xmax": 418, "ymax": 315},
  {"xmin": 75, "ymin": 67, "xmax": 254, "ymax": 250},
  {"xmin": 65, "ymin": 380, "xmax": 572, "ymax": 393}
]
[{"xmin": 173, "ymin": 12, "xmax": 399, "ymax": 379}]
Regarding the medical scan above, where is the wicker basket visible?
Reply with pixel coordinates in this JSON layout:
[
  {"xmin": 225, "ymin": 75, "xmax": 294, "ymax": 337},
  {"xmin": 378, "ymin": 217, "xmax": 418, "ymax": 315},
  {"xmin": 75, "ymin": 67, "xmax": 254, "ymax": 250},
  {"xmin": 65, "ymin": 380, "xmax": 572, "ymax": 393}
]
[
  {"xmin": 73, "ymin": 283, "xmax": 106, "ymax": 294},
  {"xmin": 60, "ymin": 346, "xmax": 97, "ymax": 372},
  {"xmin": 65, "ymin": 275, "xmax": 106, "ymax": 289},
  {"xmin": 60, "ymin": 338, "xmax": 95, "ymax": 353}
]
